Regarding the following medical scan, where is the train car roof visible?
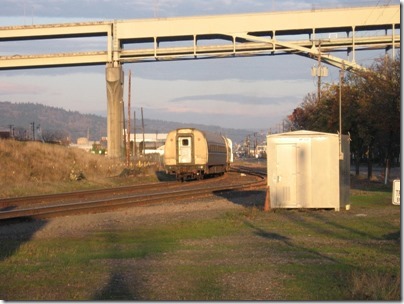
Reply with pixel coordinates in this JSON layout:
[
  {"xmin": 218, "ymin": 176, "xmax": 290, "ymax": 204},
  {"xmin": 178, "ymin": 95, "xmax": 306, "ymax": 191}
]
[
  {"xmin": 175, "ymin": 128, "xmax": 227, "ymax": 145},
  {"xmin": 201, "ymin": 130, "xmax": 226, "ymax": 145}
]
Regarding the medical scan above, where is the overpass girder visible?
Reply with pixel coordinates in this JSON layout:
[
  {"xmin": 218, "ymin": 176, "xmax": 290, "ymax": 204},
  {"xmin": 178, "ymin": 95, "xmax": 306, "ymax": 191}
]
[
  {"xmin": 0, "ymin": 5, "xmax": 400, "ymax": 70},
  {"xmin": 0, "ymin": 52, "xmax": 109, "ymax": 69},
  {"xmin": 117, "ymin": 34, "xmax": 399, "ymax": 64},
  {"xmin": 233, "ymin": 33, "xmax": 368, "ymax": 72}
]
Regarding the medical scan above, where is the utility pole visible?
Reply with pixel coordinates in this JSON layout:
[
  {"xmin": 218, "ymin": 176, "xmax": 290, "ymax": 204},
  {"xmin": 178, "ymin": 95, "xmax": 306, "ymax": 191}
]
[
  {"xmin": 8, "ymin": 124, "xmax": 13, "ymax": 138},
  {"xmin": 317, "ymin": 41, "xmax": 322, "ymax": 102},
  {"xmin": 126, "ymin": 70, "xmax": 132, "ymax": 167},
  {"xmin": 133, "ymin": 110, "xmax": 137, "ymax": 160},
  {"xmin": 122, "ymin": 102, "xmax": 127, "ymax": 159},
  {"xmin": 37, "ymin": 124, "xmax": 43, "ymax": 142},
  {"xmin": 339, "ymin": 61, "xmax": 345, "ymax": 160},
  {"xmin": 30, "ymin": 122, "xmax": 35, "ymax": 141},
  {"xmin": 141, "ymin": 107, "xmax": 145, "ymax": 155},
  {"xmin": 155, "ymin": 130, "xmax": 158, "ymax": 149},
  {"xmin": 311, "ymin": 40, "xmax": 328, "ymax": 102},
  {"xmin": 253, "ymin": 132, "xmax": 257, "ymax": 158},
  {"xmin": 246, "ymin": 135, "xmax": 250, "ymax": 157}
]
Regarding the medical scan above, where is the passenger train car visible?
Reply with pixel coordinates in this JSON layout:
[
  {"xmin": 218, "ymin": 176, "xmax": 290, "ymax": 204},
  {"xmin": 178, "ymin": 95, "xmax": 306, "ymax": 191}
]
[{"xmin": 164, "ymin": 128, "xmax": 233, "ymax": 181}]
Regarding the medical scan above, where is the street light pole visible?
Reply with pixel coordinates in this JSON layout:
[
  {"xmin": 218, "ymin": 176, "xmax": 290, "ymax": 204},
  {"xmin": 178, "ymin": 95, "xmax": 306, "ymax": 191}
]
[{"xmin": 339, "ymin": 61, "xmax": 345, "ymax": 160}]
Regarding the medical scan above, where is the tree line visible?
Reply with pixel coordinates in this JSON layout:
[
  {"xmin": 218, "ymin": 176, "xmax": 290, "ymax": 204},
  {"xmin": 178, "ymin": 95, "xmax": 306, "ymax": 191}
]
[{"xmin": 288, "ymin": 54, "xmax": 400, "ymax": 179}]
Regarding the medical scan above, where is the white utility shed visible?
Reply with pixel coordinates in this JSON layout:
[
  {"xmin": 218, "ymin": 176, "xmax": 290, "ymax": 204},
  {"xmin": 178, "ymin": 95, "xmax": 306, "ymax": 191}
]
[{"xmin": 267, "ymin": 130, "xmax": 350, "ymax": 211}]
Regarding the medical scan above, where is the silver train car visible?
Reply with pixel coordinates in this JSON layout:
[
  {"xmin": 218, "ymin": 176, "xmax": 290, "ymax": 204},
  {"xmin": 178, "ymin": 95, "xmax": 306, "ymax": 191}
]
[{"xmin": 164, "ymin": 128, "xmax": 233, "ymax": 181}]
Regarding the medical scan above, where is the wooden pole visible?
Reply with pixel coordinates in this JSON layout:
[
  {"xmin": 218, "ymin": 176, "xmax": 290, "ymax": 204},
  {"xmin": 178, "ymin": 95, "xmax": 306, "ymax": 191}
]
[
  {"xmin": 141, "ymin": 107, "xmax": 145, "ymax": 156},
  {"xmin": 264, "ymin": 186, "xmax": 271, "ymax": 212},
  {"xmin": 126, "ymin": 70, "xmax": 131, "ymax": 167},
  {"xmin": 122, "ymin": 101, "xmax": 126, "ymax": 161},
  {"xmin": 133, "ymin": 110, "xmax": 137, "ymax": 161}
]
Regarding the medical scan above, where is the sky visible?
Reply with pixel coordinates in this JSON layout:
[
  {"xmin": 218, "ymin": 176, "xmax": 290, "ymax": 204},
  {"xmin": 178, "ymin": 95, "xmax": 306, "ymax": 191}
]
[{"xmin": 0, "ymin": 0, "xmax": 399, "ymax": 132}]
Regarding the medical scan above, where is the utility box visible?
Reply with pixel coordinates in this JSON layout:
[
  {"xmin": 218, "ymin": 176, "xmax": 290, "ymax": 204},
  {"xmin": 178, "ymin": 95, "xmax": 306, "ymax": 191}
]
[
  {"xmin": 392, "ymin": 180, "xmax": 400, "ymax": 205},
  {"xmin": 267, "ymin": 130, "xmax": 350, "ymax": 211}
]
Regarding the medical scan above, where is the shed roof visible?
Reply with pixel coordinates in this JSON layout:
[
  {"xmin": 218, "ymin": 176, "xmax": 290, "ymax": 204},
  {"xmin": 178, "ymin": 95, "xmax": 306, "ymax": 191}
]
[{"xmin": 267, "ymin": 130, "xmax": 339, "ymax": 138}]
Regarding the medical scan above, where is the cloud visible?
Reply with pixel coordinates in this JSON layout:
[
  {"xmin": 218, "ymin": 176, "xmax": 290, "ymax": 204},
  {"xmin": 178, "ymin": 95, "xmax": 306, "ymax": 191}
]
[
  {"xmin": 0, "ymin": 0, "xmax": 377, "ymax": 21},
  {"xmin": 0, "ymin": 0, "xmax": 266, "ymax": 19},
  {"xmin": 166, "ymin": 77, "xmax": 313, "ymax": 101},
  {"xmin": 142, "ymin": 99, "xmax": 297, "ymax": 130},
  {"xmin": 0, "ymin": 82, "xmax": 44, "ymax": 95},
  {"xmin": 169, "ymin": 93, "xmax": 291, "ymax": 105},
  {"xmin": 164, "ymin": 97, "xmax": 299, "ymax": 115}
]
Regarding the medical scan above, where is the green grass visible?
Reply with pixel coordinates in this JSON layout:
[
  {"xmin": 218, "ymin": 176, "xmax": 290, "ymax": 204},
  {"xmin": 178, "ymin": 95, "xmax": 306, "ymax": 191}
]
[{"xmin": 0, "ymin": 181, "xmax": 400, "ymax": 300}]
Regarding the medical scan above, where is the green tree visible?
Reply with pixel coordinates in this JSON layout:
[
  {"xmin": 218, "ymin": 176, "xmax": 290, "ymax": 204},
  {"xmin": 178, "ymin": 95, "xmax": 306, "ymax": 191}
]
[
  {"xmin": 288, "ymin": 54, "xmax": 400, "ymax": 180},
  {"xmin": 347, "ymin": 55, "xmax": 400, "ymax": 179}
]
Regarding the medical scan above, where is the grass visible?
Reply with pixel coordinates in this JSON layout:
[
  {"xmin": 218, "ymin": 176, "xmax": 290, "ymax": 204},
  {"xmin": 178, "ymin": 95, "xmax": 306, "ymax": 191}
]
[
  {"xmin": 0, "ymin": 218, "xmax": 242, "ymax": 300},
  {"xmin": 0, "ymin": 140, "xmax": 400, "ymax": 300},
  {"xmin": 0, "ymin": 139, "xmax": 159, "ymax": 198},
  {"xmin": 0, "ymin": 183, "xmax": 400, "ymax": 300}
]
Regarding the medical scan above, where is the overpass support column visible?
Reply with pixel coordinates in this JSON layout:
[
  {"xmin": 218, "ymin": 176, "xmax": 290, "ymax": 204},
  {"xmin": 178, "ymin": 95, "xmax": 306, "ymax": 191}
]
[{"xmin": 106, "ymin": 63, "xmax": 124, "ymax": 158}]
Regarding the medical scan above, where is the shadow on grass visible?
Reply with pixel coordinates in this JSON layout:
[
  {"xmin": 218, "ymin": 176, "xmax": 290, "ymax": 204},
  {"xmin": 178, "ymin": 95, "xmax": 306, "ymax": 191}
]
[
  {"xmin": 0, "ymin": 216, "xmax": 48, "ymax": 261},
  {"xmin": 383, "ymin": 230, "xmax": 400, "ymax": 243},
  {"xmin": 213, "ymin": 189, "xmax": 266, "ymax": 208},
  {"xmin": 350, "ymin": 175, "xmax": 393, "ymax": 193},
  {"xmin": 93, "ymin": 272, "xmax": 141, "ymax": 300},
  {"xmin": 91, "ymin": 230, "xmax": 147, "ymax": 300},
  {"xmin": 244, "ymin": 220, "xmax": 337, "ymax": 263}
]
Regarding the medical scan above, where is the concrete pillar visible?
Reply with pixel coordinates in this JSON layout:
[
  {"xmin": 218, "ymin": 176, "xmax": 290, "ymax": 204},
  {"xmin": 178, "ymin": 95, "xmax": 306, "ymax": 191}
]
[{"xmin": 106, "ymin": 63, "xmax": 124, "ymax": 158}]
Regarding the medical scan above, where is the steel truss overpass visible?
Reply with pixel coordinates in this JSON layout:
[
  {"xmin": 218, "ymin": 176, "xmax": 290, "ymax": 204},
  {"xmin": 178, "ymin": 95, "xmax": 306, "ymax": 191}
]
[{"xmin": 0, "ymin": 5, "xmax": 400, "ymax": 157}]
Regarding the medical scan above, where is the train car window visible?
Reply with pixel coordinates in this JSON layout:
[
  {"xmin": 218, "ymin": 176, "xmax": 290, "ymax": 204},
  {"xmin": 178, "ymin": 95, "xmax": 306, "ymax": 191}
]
[{"xmin": 182, "ymin": 139, "xmax": 189, "ymax": 146}]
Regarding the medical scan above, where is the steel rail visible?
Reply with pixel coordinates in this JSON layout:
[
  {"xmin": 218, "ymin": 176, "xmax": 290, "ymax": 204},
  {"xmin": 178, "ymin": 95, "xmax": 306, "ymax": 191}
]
[
  {"xmin": 0, "ymin": 169, "xmax": 266, "ymax": 220},
  {"xmin": 0, "ymin": 181, "xmax": 174, "ymax": 208},
  {"xmin": 0, "ymin": 173, "xmax": 229, "ymax": 209}
]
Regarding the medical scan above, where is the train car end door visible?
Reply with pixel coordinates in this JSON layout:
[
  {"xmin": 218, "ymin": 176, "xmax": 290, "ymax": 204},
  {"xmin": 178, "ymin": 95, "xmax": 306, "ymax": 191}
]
[{"xmin": 178, "ymin": 136, "xmax": 192, "ymax": 163}]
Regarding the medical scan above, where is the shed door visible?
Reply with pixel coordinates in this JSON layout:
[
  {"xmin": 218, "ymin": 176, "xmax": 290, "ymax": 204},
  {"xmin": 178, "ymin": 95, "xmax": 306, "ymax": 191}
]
[
  {"xmin": 274, "ymin": 144, "xmax": 297, "ymax": 207},
  {"xmin": 178, "ymin": 136, "xmax": 192, "ymax": 163}
]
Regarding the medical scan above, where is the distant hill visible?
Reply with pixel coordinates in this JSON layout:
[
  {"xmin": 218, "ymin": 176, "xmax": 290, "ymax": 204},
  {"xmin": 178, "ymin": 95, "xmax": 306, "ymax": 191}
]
[{"xmin": 0, "ymin": 101, "xmax": 253, "ymax": 144}]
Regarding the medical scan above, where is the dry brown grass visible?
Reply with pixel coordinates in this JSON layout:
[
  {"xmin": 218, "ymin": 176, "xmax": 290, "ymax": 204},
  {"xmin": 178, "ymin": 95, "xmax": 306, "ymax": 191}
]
[
  {"xmin": 347, "ymin": 270, "xmax": 400, "ymax": 300},
  {"xmin": 0, "ymin": 139, "xmax": 146, "ymax": 198}
]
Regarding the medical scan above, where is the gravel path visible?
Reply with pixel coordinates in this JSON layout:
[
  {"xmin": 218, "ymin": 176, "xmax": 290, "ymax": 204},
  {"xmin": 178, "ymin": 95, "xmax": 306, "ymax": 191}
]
[{"xmin": 0, "ymin": 195, "xmax": 249, "ymax": 239}]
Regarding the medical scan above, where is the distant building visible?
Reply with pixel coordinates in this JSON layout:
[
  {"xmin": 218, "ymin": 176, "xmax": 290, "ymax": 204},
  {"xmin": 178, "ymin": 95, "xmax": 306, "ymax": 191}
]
[
  {"xmin": 70, "ymin": 137, "xmax": 95, "ymax": 152},
  {"xmin": 131, "ymin": 133, "xmax": 167, "ymax": 156},
  {"xmin": 77, "ymin": 137, "xmax": 89, "ymax": 145},
  {"xmin": 0, "ymin": 129, "xmax": 11, "ymax": 139},
  {"xmin": 256, "ymin": 144, "xmax": 267, "ymax": 158},
  {"xmin": 103, "ymin": 132, "xmax": 168, "ymax": 156}
]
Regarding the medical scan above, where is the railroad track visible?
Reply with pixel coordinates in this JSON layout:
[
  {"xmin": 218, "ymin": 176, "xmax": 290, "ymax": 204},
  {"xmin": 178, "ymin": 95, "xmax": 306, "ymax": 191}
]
[{"xmin": 0, "ymin": 167, "xmax": 266, "ymax": 220}]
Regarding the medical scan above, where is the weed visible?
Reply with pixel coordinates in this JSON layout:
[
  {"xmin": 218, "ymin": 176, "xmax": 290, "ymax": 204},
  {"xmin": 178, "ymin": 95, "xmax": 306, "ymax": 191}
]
[{"xmin": 346, "ymin": 269, "xmax": 400, "ymax": 300}]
